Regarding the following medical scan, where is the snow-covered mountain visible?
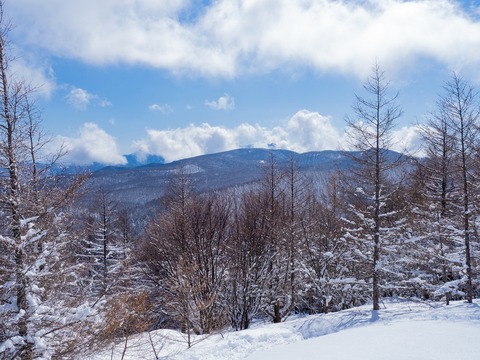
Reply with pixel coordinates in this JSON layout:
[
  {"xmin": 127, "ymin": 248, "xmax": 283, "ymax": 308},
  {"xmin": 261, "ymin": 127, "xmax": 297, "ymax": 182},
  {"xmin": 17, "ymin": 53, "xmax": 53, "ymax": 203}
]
[
  {"xmin": 79, "ymin": 147, "xmax": 410, "ymax": 220},
  {"xmin": 84, "ymin": 148, "xmax": 355, "ymax": 206}
]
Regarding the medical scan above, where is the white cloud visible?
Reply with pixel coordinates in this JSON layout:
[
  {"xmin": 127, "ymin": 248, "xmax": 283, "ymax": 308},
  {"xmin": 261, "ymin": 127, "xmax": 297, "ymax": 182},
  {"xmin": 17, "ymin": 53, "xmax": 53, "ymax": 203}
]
[
  {"xmin": 66, "ymin": 88, "xmax": 94, "ymax": 110},
  {"xmin": 7, "ymin": 1, "xmax": 480, "ymax": 78},
  {"xmin": 99, "ymin": 99, "xmax": 112, "ymax": 108},
  {"xmin": 205, "ymin": 93, "xmax": 235, "ymax": 110},
  {"xmin": 391, "ymin": 125, "xmax": 424, "ymax": 156},
  {"xmin": 132, "ymin": 110, "xmax": 344, "ymax": 162},
  {"xmin": 9, "ymin": 56, "xmax": 56, "ymax": 99},
  {"xmin": 65, "ymin": 87, "xmax": 111, "ymax": 110},
  {"xmin": 149, "ymin": 103, "xmax": 173, "ymax": 114},
  {"xmin": 56, "ymin": 123, "xmax": 127, "ymax": 165},
  {"xmin": 286, "ymin": 110, "xmax": 343, "ymax": 151}
]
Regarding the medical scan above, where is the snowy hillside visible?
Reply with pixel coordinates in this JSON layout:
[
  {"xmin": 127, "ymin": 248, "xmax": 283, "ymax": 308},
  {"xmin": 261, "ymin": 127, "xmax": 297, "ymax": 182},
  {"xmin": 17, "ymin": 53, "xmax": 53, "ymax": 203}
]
[{"xmin": 91, "ymin": 299, "xmax": 480, "ymax": 360}]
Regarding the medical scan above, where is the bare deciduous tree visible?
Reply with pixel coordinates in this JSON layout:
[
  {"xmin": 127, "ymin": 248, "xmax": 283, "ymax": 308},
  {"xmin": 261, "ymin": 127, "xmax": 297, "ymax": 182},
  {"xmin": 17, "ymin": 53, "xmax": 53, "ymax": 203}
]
[
  {"xmin": 439, "ymin": 73, "xmax": 479, "ymax": 303},
  {"xmin": 343, "ymin": 63, "xmax": 404, "ymax": 311},
  {"xmin": 139, "ymin": 170, "xmax": 230, "ymax": 341}
]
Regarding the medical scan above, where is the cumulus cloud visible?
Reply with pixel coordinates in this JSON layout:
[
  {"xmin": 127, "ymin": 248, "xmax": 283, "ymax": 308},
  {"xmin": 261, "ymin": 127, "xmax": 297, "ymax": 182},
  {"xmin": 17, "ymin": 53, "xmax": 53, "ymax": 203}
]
[
  {"xmin": 132, "ymin": 110, "xmax": 344, "ymax": 162},
  {"xmin": 149, "ymin": 103, "xmax": 173, "ymax": 114},
  {"xmin": 66, "ymin": 87, "xmax": 111, "ymax": 110},
  {"xmin": 66, "ymin": 88, "xmax": 94, "ymax": 109},
  {"xmin": 56, "ymin": 123, "xmax": 127, "ymax": 165},
  {"xmin": 391, "ymin": 125, "xmax": 424, "ymax": 156},
  {"xmin": 286, "ymin": 110, "xmax": 343, "ymax": 150},
  {"xmin": 205, "ymin": 93, "xmax": 235, "ymax": 110},
  {"xmin": 7, "ymin": 1, "xmax": 480, "ymax": 78}
]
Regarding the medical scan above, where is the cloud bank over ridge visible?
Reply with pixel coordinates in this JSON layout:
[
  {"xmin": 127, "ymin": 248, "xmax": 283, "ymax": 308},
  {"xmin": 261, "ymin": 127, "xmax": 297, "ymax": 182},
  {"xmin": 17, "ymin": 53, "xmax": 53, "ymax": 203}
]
[{"xmin": 55, "ymin": 109, "xmax": 422, "ymax": 165}]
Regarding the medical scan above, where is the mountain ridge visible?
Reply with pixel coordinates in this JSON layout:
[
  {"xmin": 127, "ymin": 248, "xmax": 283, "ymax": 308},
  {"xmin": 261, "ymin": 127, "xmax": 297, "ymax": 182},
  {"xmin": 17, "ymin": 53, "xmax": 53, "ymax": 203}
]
[
  {"xmin": 82, "ymin": 148, "xmax": 354, "ymax": 210},
  {"xmin": 78, "ymin": 148, "xmax": 409, "ymax": 222}
]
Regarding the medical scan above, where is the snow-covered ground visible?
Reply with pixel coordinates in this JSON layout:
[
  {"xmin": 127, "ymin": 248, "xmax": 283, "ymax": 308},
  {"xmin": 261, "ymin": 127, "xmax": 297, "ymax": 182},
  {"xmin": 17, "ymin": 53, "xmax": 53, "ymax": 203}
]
[{"xmin": 92, "ymin": 299, "xmax": 480, "ymax": 360}]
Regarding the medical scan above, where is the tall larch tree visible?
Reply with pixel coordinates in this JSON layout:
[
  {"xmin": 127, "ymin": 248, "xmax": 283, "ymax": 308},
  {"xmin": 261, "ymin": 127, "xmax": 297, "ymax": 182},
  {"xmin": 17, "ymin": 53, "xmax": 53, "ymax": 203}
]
[
  {"xmin": 343, "ymin": 63, "xmax": 403, "ymax": 311},
  {"xmin": 410, "ymin": 88, "xmax": 458, "ymax": 303},
  {"xmin": 440, "ymin": 73, "xmax": 479, "ymax": 303}
]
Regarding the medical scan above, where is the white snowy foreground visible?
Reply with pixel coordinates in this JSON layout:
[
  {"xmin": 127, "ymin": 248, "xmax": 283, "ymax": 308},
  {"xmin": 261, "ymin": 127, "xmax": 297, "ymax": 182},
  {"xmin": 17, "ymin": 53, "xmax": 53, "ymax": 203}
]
[{"xmin": 92, "ymin": 299, "xmax": 480, "ymax": 360}]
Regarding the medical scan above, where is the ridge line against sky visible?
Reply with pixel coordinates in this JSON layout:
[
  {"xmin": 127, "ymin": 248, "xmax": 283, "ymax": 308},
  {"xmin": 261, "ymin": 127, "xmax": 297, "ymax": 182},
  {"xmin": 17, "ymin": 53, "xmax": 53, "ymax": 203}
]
[{"xmin": 4, "ymin": 0, "xmax": 480, "ymax": 164}]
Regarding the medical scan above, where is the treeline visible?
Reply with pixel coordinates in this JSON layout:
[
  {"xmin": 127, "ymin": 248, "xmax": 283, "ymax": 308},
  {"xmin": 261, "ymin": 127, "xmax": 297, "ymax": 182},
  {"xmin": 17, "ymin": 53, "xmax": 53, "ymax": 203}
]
[{"xmin": 1, "ymin": 7, "xmax": 479, "ymax": 360}]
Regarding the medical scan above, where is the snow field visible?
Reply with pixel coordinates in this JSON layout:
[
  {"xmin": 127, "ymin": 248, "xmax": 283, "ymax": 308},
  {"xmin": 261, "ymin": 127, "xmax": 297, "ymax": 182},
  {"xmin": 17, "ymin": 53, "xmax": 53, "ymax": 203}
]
[{"xmin": 93, "ymin": 299, "xmax": 480, "ymax": 360}]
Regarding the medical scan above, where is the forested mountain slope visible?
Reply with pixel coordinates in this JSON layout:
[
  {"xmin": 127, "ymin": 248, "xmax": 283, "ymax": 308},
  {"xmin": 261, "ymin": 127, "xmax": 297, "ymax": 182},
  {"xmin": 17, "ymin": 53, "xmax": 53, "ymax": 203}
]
[{"xmin": 85, "ymin": 148, "xmax": 374, "ymax": 207}]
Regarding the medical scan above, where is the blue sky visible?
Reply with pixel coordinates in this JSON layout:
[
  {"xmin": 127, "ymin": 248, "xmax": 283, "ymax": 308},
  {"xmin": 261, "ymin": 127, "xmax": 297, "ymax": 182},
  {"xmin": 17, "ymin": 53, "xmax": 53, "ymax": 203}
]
[{"xmin": 5, "ymin": 0, "xmax": 480, "ymax": 164}]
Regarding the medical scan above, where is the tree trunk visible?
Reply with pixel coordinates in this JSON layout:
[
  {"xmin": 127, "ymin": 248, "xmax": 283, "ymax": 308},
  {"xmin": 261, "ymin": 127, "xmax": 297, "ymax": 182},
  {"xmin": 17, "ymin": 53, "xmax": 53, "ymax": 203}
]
[{"xmin": 460, "ymin": 137, "xmax": 473, "ymax": 303}]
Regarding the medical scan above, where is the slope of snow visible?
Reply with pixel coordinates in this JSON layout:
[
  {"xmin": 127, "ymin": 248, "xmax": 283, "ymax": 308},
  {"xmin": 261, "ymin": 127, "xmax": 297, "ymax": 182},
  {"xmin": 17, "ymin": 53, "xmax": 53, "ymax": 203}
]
[{"xmin": 92, "ymin": 299, "xmax": 480, "ymax": 360}]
